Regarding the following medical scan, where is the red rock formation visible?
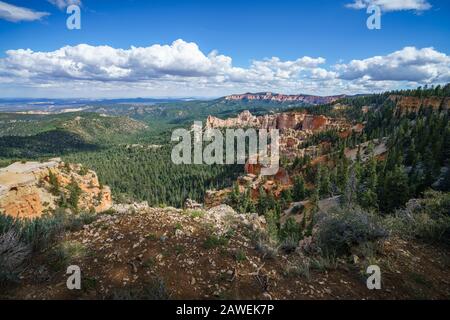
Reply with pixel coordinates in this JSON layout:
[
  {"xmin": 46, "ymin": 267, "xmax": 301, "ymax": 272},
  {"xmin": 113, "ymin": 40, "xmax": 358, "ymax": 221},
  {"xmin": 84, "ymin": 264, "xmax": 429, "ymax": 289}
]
[
  {"xmin": 311, "ymin": 115, "xmax": 329, "ymax": 131},
  {"xmin": 276, "ymin": 112, "xmax": 306, "ymax": 131},
  {"xmin": 244, "ymin": 162, "xmax": 262, "ymax": 175},
  {"xmin": 3, "ymin": 192, "xmax": 42, "ymax": 219},
  {"xmin": 206, "ymin": 110, "xmax": 353, "ymax": 161},
  {"xmin": 206, "ymin": 110, "xmax": 341, "ymax": 133},
  {"xmin": 274, "ymin": 168, "xmax": 291, "ymax": 185},
  {"xmin": 0, "ymin": 159, "xmax": 113, "ymax": 219}
]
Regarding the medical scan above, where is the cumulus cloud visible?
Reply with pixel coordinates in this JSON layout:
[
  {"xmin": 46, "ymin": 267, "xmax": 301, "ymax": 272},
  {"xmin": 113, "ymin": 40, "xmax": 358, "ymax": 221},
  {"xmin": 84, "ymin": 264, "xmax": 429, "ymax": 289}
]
[
  {"xmin": 0, "ymin": 39, "xmax": 326, "ymax": 84},
  {"xmin": 47, "ymin": 0, "xmax": 82, "ymax": 10},
  {"xmin": 346, "ymin": 0, "xmax": 432, "ymax": 12},
  {"xmin": 0, "ymin": 1, "xmax": 49, "ymax": 22},
  {"xmin": 0, "ymin": 39, "xmax": 448, "ymax": 97},
  {"xmin": 336, "ymin": 47, "xmax": 450, "ymax": 83}
]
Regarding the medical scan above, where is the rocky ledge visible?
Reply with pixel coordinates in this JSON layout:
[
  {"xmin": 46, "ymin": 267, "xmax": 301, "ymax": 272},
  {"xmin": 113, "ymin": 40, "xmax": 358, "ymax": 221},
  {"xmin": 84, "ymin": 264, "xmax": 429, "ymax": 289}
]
[{"xmin": 0, "ymin": 159, "xmax": 112, "ymax": 219}]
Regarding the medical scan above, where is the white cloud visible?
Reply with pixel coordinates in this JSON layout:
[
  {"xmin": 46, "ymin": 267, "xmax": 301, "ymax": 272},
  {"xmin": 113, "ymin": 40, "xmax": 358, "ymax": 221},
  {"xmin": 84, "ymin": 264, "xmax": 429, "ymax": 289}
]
[
  {"xmin": 0, "ymin": 39, "xmax": 326, "ymax": 84},
  {"xmin": 47, "ymin": 0, "xmax": 82, "ymax": 10},
  {"xmin": 0, "ymin": 1, "xmax": 49, "ymax": 22},
  {"xmin": 0, "ymin": 40, "xmax": 448, "ymax": 97},
  {"xmin": 336, "ymin": 47, "xmax": 450, "ymax": 83},
  {"xmin": 346, "ymin": 0, "xmax": 432, "ymax": 12}
]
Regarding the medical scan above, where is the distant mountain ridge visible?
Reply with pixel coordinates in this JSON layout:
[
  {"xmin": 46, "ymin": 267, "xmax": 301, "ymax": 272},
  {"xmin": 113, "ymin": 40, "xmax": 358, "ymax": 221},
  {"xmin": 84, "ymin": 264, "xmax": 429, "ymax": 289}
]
[{"xmin": 224, "ymin": 92, "xmax": 346, "ymax": 105}]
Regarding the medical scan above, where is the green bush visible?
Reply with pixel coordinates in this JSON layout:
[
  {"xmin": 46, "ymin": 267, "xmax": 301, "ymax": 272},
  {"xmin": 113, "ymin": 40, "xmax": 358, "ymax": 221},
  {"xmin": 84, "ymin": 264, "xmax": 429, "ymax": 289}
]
[
  {"xmin": 51, "ymin": 240, "xmax": 87, "ymax": 270},
  {"xmin": 316, "ymin": 206, "xmax": 387, "ymax": 256},
  {"xmin": 78, "ymin": 166, "xmax": 89, "ymax": 176},
  {"xmin": 234, "ymin": 249, "xmax": 247, "ymax": 262},
  {"xmin": 203, "ymin": 234, "xmax": 229, "ymax": 249},
  {"xmin": 264, "ymin": 210, "xmax": 280, "ymax": 242},
  {"xmin": 251, "ymin": 230, "xmax": 278, "ymax": 260},
  {"xmin": 279, "ymin": 217, "xmax": 303, "ymax": 252},
  {"xmin": 284, "ymin": 259, "xmax": 311, "ymax": 280},
  {"xmin": 0, "ymin": 214, "xmax": 16, "ymax": 235},
  {"xmin": 310, "ymin": 254, "xmax": 338, "ymax": 272},
  {"xmin": 20, "ymin": 214, "xmax": 65, "ymax": 252},
  {"xmin": 64, "ymin": 211, "xmax": 97, "ymax": 232},
  {"xmin": 190, "ymin": 210, "xmax": 204, "ymax": 219}
]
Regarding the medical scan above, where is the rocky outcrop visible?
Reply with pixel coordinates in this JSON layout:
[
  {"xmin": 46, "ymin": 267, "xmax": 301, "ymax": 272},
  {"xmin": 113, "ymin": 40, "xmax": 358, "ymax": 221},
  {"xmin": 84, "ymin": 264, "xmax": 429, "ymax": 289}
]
[
  {"xmin": 205, "ymin": 204, "xmax": 266, "ymax": 233},
  {"xmin": 206, "ymin": 110, "xmax": 348, "ymax": 133},
  {"xmin": 224, "ymin": 92, "xmax": 345, "ymax": 105},
  {"xmin": 184, "ymin": 198, "xmax": 203, "ymax": 210},
  {"xmin": 206, "ymin": 110, "xmax": 259, "ymax": 129},
  {"xmin": 276, "ymin": 112, "xmax": 305, "ymax": 131},
  {"xmin": 204, "ymin": 189, "xmax": 232, "ymax": 209},
  {"xmin": 0, "ymin": 159, "xmax": 112, "ymax": 219}
]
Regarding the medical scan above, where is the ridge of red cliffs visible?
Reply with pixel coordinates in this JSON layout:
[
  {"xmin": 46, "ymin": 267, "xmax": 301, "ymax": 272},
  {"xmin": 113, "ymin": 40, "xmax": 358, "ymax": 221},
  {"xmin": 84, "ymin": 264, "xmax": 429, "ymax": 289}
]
[{"xmin": 224, "ymin": 92, "xmax": 345, "ymax": 105}]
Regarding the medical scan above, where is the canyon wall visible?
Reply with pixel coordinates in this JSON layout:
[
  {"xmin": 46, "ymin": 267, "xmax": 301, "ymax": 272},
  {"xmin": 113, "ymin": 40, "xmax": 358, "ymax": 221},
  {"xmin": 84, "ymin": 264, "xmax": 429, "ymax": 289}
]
[
  {"xmin": 390, "ymin": 95, "xmax": 450, "ymax": 115},
  {"xmin": 206, "ymin": 110, "xmax": 344, "ymax": 133}
]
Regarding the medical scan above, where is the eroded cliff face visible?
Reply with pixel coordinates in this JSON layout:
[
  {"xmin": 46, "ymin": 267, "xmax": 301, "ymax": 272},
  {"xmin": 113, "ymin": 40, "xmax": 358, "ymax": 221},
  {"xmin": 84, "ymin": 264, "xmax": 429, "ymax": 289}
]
[
  {"xmin": 390, "ymin": 95, "xmax": 450, "ymax": 115},
  {"xmin": 206, "ymin": 110, "xmax": 346, "ymax": 133},
  {"xmin": 206, "ymin": 111, "xmax": 354, "ymax": 160},
  {"xmin": 0, "ymin": 158, "xmax": 112, "ymax": 219},
  {"xmin": 206, "ymin": 110, "xmax": 261, "ymax": 129}
]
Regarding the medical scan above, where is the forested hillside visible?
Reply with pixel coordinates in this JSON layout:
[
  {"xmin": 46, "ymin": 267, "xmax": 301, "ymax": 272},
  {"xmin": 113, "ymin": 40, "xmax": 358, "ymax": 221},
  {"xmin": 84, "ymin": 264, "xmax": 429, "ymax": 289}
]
[
  {"xmin": 0, "ymin": 110, "xmax": 244, "ymax": 207},
  {"xmin": 64, "ymin": 145, "xmax": 243, "ymax": 207}
]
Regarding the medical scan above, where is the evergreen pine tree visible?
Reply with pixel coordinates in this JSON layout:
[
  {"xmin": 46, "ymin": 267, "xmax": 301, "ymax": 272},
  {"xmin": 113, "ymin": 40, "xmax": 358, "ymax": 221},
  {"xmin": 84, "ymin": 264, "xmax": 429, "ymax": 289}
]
[
  {"xmin": 319, "ymin": 165, "xmax": 331, "ymax": 198},
  {"xmin": 257, "ymin": 187, "xmax": 268, "ymax": 215},
  {"xmin": 380, "ymin": 165, "xmax": 410, "ymax": 212},
  {"xmin": 293, "ymin": 175, "xmax": 306, "ymax": 201}
]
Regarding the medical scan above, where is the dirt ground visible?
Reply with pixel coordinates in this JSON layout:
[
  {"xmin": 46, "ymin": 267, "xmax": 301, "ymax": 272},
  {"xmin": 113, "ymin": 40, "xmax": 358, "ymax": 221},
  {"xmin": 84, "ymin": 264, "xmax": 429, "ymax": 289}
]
[{"xmin": 2, "ymin": 207, "xmax": 450, "ymax": 300}]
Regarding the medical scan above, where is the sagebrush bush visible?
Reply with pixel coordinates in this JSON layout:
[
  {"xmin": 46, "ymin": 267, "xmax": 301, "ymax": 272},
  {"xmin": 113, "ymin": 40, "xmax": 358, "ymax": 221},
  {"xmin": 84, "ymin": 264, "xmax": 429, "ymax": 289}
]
[
  {"xmin": 316, "ymin": 206, "xmax": 387, "ymax": 256},
  {"xmin": 20, "ymin": 214, "xmax": 65, "ymax": 252},
  {"xmin": 0, "ymin": 209, "xmax": 98, "ymax": 286},
  {"xmin": 51, "ymin": 240, "xmax": 87, "ymax": 270},
  {"xmin": 384, "ymin": 191, "xmax": 450, "ymax": 244},
  {"xmin": 0, "ymin": 209, "xmax": 98, "ymax": 254},
  {"xmin": 64, "ymin": 211, "xmax": 97, "ymax": 231},
  {"xmin": 250, "ymin": 229, "xmax": 279, "ymax": 259},
  {"xmin": 284, "ymin": 258, "xmax": 311, "ymax": 279},
  {"xmin": 0, "ymin": 230, "xmax": 31, "ymax": 284},
  {"xmin": 0, "ymin": 213, "xmax": 16, "ymax": 234},
  {"xmin": 310, "ymin": 254, "xmax": 338, "ymax": 272},
  {"xmin": 280, "ymin": 235, "xmax": 299, "ymax": 253}
]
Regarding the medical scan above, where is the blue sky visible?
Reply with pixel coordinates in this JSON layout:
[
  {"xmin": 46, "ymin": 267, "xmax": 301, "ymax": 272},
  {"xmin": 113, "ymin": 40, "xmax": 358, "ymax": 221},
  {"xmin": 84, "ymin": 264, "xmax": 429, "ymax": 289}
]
[{"xmin": 0, "ymin": 0, "xmax": 449, "ymax": 98}]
